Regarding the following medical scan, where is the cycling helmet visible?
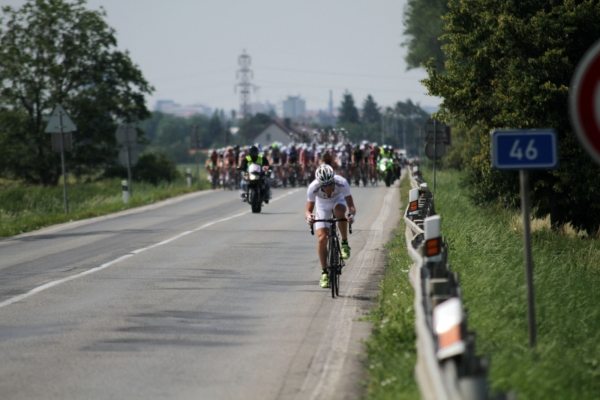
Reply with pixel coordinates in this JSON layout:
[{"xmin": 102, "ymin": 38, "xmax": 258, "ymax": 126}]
[{"xmin": 315, "ymin": 164, "xmax": 335, "ymax": 185}]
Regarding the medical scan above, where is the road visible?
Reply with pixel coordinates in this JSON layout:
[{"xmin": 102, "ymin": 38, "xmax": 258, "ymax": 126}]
[{"xmin": 0, "ymin": 182, "xmax": 401, "ymax": 400}]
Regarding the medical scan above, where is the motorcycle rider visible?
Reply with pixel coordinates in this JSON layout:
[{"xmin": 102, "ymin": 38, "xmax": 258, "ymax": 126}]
[
  {"xmin": 305, "ymin": 164, "xmax": 356, "ymax": 288},
  {"xmin": 238, "ymin": 145, "xmax": 271, "ymax": 203},
  {"xmin": 380, "ymin": 144, "xmax": 393, "ymax": 159}
]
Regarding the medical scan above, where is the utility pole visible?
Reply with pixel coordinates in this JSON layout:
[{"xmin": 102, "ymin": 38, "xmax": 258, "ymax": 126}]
[{"xmin": 235, "ymin": 49, "xmax": 256, "ymax": 119}]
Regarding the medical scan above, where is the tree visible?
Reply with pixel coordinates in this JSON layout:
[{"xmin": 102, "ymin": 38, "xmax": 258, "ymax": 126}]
[
  {"xmin": 361, "ymin": 94, "xmax": 381, "ymax": 124},
  {"xmin": 402, "ymin": 0, "xmax": 448, "ymax": 71},
  {"xmin": 134, "ymin": 152, "xmax": 179, "ymax": 185},
  {"xmin": 207, "ymin": 111, "xmax": 225, "ymax": 146},
  {"xmin": 0, "ymin": 0, "xmax": 153, "ymax": 184},
  {"xmin": 425, "ymin": 0, "xmax": 600, "ymax": 232},
  {"xmin": 338, "ymin": 91, "xmax": 359, "ymax": 124}
]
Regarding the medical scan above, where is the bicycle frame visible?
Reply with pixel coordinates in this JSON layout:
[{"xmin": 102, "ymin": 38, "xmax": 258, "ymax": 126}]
[{"xmin": 310, "ymin": 216, "xmax": 353, "ymax": 298}]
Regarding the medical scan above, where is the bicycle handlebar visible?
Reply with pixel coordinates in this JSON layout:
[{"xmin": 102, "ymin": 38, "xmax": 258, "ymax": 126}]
[{"xmin": 309, "ymin": 217, "xmax": 353, "ymax": 235}]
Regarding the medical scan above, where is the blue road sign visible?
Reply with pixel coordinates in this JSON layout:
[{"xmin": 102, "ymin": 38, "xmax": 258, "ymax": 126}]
[{"xmin": 491, "ymin": 130, "xmax": 558, "ymax": 169}]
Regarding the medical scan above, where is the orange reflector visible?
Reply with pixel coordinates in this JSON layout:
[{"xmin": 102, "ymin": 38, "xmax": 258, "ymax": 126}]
[
  {"xmin": 438, "ymin": 324, "xmax": 461, "ymax": 349},
  {"xmin": 425, "ymin": 237, "xmax": 441, "ymax": 257},
  {"xmin": 409, "ymin": 200, "xmax": 418, "ymax": 212}
]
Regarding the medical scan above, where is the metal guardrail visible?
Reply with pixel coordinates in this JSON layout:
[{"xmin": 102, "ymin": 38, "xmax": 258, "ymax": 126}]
[{"xmin": 404, "ymin": 165, "xmax": 492, "ymax": 400}]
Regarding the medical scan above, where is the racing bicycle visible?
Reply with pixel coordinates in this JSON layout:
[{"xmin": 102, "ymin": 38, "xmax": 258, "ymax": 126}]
[{"xmin": 310, "ymin": 216, "xmax": 353, "ymax": 298}]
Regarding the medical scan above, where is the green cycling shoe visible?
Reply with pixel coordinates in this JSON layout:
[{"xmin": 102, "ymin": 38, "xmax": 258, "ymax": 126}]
[
  {"xmin": 341, "ymin": 241, "xmax": 351, "ymax": 260},
  {"xmin": 319, "ymin": 271, "xmax": 330, "ymax": 288}
]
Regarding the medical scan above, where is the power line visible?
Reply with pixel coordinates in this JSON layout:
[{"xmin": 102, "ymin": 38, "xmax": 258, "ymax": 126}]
[
  {"xmin": 256, "ymin": 79, "xmax": 429, "ymax": 95},
  {"xmin": 148, "ymin": 64, "xmax": 425, "ymax": 83},
  {"xmin": 254, "ymin": 65, "xmax": 426, "ymax": 81}
]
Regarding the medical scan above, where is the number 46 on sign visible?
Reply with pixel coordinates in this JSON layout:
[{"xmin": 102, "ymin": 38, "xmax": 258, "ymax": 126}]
[{"xmin": 491, "ymin": 129, "xmax": 558, "ymax": 170}]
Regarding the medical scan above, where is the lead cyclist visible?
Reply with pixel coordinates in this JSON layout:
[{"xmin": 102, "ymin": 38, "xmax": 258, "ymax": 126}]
[{"xmin": 305, "ymin": 164, "xmax": 357, "ymax": 288}]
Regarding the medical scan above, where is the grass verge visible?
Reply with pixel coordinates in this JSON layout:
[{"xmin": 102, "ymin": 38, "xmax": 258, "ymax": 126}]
[
  {"xmin": 365, "ymin": 167, "xmax": 600, "ymax": 399},
  {"xmin": 364, "ymin": 173, "xmax": 419, "ymax": 399},
  {"xmin": 432, "ymin": 168, "xmax": 600, "ymax": 399},
  {"xmin": 0, "ymin": 175, "xmax": 209, "ymax": 237}
]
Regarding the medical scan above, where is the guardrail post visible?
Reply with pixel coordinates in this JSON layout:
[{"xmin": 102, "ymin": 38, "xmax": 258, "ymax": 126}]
[
  {"xmin": 408, "ymin": 188, "xmax": 420, "ymax": 217},
  {"xmin": 424, "ymin": 215, "xmax": 442, "ymax": 263},
  {"xmin": 434, "ymin": 297, "xmax": 466, "ymax": 360}
]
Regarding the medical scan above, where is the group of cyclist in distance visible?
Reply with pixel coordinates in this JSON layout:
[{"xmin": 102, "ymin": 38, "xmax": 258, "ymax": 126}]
[
  {"xmin": 205, "ymin": 131, "xmax": 408, "ymax": 288},
  {"xmin": 205, "ymin": 139, "xmax": 407, "ymax": 191}
]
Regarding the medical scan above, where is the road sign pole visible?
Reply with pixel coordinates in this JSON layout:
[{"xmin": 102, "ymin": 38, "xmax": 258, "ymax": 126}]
[
  {"xmin": 196, "ymin": 151, "xmax": 200, "ymax": 185},
  {"xmin": 492, "ymin": 129, "xmax": 556, "ymax": 348},
  {"xmin": 433, "ymin": 119, "xmax": 437, "ymax": 194},
  {"xmin": 403, "ymin": 118, "xmax": 407, "ymax": 151},
  {"xmin": 519, "ymin": 170, "xmax": 537, "ymax": 347},
  {"xmin": 380, "ymin": 115, "xmax": 384, "ymax": 144},
  {"xmin": 195, "ymin": 126, "xmax": 201, "ymax": 183},
  {"xmin": 126, "ymin": 142, "xmax": 133, "ymax": 197},
  {"xmin": 59, "ymin": 112, "xmax": 69, "ymax": 214}
]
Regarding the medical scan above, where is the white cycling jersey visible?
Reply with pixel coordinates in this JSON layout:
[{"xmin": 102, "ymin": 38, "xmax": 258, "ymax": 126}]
[{"xmin": 307, "ymin": 175, "xmax": 351, "ymax": 230}]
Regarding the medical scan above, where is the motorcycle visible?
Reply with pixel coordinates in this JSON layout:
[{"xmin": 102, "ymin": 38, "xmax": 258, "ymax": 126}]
[
  {"xmin": 241, "ymin": 163, "xmax": 268, "ymax": 213},
  {"xmin": 378, "ymin": 157, "xmax": 395, "ymax": 187}
]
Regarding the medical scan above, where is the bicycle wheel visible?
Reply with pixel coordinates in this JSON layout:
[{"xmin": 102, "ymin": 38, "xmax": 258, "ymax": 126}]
[
  {"xmin": 333, "ymin": 243, "xmax": 341, "ymax": 297},
  {"xmin": 334, "ymin": 265, "xmax": 340, "ymax": 296},
  {"xmin": 329, "ymin": 266, "xmax": 336, "ymax": 298},
  {"xmin": 328, "ymin": 236, "xmax": 341, "ymax": 298}
]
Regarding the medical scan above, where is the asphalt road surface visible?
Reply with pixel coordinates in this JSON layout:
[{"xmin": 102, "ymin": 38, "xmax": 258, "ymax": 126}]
[{"xmin": 0, "ymin": 182, "xmax": 401, "ymax": 400}]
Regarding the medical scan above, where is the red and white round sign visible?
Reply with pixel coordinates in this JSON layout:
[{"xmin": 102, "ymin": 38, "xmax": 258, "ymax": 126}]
[{"xmin": 570, "ymin": 39, "xmax": 600, "ymax": 165}]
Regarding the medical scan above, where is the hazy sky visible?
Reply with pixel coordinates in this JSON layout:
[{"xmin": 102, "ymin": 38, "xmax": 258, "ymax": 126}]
[{"xmin": 4, "ymin": 0, "xmax": 440, "ymax": 113}]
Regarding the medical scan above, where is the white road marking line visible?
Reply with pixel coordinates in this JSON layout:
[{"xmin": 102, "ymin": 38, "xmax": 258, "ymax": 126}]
[{"xmin": 0, "ymin": 189, "xmax": 301, "ymax": 309}]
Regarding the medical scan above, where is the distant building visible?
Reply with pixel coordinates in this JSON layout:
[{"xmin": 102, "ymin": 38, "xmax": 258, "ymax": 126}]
[
  {"xmin": 154, "ymin": 99, "xmax": 212, "ymax": 117},
  {"xmin": 282, "ymin": 96, "xmax": 306, "ymax": 121}
]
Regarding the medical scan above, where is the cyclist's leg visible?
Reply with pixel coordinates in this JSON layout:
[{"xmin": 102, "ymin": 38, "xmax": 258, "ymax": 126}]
[
  {"xmin": 333, "ymin": 202, "xmax": 348, "ymax": 241},
  {"xmin": 334, "ymin": 200, "xmax": 351, "ymax": 260},
  {"xmin": 315, "ymin": 200, "xmax": 334, "ymax": 274},
  {"xmin": 316, "ymin": 227, "xmax": 328, "ymax": 270},
  {"xmin": 316, "ymin": 225, "xmax": 330, "ymax": 288}
]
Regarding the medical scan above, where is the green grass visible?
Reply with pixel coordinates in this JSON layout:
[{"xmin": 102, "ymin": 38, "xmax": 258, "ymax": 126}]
[
  {"xmin": 365, "ymin": 168, "xmax": 600, "ymax": 399},
  {"xmin": 0, "ymin": 173, "xmax": 210, "ymax": 237},
  {"xmin": 365, "ymin": 174, "xmax": 419, "ymax": 399},
  {"xmin": 432, "ymin": 169, "xmax": 600, "ymax": 399}
]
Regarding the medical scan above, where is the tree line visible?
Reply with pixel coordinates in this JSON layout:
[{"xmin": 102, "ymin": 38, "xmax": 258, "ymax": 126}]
[
  {"xmin": 337, "ymin": 91, "xmax": 430, "ymax": 154},
  {"xmin": 404, "ymin": 0, "xmax": 600, "ymax": 233}
]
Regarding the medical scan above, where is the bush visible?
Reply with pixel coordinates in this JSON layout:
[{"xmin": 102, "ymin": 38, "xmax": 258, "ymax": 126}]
[
  {"xmin": 102, "ymin": 164, "xmax": 127, "ymax": 179},
  {"xmin": 133, "ymin": 152, "xmax": 180, "ymax": 185}
]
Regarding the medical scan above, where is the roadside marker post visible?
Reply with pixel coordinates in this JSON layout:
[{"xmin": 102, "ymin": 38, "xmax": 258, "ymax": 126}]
[
  {"xmin": 186, "ymin": 168, "xmax": 192, "ymax": 187},
  {"xmin": 491, "ymin": 129, "xmax": 558, "ymax": 348}
]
